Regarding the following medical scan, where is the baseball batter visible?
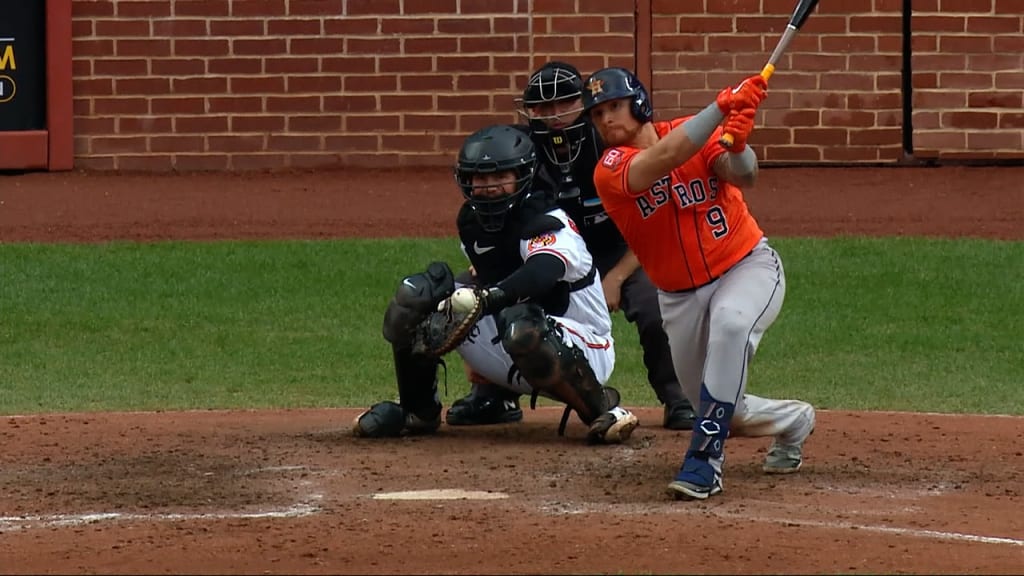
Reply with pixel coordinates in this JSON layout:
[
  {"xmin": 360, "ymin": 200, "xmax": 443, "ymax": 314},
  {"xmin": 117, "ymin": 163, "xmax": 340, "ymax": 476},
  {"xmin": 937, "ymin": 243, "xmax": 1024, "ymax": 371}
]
[
  {"xmin": 354, "ymin": 124, "xmax": 639, "ymax": 444},
  {"xmin": 582, "ymin": 67, "xmax": 816, "ymax": 500}
]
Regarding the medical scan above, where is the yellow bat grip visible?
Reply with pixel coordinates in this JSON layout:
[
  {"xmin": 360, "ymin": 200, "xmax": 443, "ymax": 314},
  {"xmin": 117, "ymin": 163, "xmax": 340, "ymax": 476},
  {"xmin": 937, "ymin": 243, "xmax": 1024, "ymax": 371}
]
[{"xmin": 718, "ymin": 63, "xmax": 776, "ymax": 149}]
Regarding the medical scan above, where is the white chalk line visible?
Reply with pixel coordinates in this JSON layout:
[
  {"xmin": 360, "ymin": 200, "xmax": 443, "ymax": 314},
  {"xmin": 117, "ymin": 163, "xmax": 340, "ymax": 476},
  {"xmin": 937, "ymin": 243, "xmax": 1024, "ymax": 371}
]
[
  {"xmin": 0, "ymin": 495, "xmax": 322, "ymax": 533},
  {"xmin": 539, "ymin": 500, "xmax": 1024, "ymax": 548}
]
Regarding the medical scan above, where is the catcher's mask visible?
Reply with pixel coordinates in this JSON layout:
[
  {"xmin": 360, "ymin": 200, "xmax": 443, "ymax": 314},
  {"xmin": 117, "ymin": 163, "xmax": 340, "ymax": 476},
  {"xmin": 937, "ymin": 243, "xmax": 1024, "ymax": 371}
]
[
  {"xmin": 517, "ymin": 61, "xmax": 588, "ymax": 172},
  {"xmin": 454, "ymin": 124, "xmax": 537, "ymax": 233},
  {"xmin": 581, "ymin": 66, "xmax": 653, "ymax": 124}
]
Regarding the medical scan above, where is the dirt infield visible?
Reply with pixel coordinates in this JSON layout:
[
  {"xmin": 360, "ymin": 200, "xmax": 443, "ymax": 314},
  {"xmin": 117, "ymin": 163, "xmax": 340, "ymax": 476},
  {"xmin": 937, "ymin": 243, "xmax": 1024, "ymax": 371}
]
[{"xmin": 1, "ymin": 166, "xmax": 1023, "ymax": 574}]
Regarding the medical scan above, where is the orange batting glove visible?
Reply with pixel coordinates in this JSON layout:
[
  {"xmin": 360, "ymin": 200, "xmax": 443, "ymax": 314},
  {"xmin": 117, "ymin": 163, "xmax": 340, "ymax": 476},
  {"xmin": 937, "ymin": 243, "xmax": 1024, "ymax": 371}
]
[
  {"xmin": 715, "ymin": 75, "xmax": 768, "ymax": 114},
  {"xmin": 721, "ymin": 107, "xmax": 757, "ymax": 152}
]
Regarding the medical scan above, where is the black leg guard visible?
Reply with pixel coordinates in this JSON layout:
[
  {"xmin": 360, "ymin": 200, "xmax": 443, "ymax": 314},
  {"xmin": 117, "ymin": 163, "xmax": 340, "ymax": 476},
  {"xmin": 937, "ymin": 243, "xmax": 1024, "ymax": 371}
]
[
  {"xmin": 497, "ymin": 303, "xmax": 608, "ymax": 425},
  {"xmin": 393, "ymin": 345, "xmax": 442, "ymax": 426}
]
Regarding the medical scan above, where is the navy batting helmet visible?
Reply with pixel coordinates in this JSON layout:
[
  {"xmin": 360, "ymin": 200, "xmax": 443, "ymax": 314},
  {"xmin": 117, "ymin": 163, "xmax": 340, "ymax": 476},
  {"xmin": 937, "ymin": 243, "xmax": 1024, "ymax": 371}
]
[
  {"xmin": 581, "ymin": 67, "xmax": 653, "ymax": 124},
  {"xmin": 454, "ymin": 124, "xmax": 537, "ymax": 232}
]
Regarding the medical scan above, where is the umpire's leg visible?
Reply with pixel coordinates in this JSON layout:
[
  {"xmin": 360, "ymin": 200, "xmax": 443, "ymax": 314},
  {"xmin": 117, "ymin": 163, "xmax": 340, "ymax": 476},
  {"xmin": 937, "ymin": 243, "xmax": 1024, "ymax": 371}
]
[{"xmin": 619, "ymin": 267, "xmax": 695, "ymax": 429}]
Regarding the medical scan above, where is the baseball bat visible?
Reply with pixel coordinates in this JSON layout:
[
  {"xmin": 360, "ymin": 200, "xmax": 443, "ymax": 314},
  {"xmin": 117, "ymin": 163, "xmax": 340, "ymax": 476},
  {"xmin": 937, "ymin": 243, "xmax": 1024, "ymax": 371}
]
[{"xmin": 719, "ymin": 0, "xmax": 820, "ymax": 149}]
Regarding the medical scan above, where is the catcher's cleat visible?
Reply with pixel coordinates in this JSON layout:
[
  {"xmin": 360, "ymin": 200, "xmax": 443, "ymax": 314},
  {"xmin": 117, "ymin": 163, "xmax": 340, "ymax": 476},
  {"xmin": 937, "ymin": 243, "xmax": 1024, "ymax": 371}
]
[
  {"xmin": 585, "ymin": 406, "xmax": 639, "ymax": 444},
  {"xmin": 446, "ymin": 389, "xmax": 523, "ymax": 426},
  {"xmin": 353, "ymin": 401, "xmax": 441, "ymax": 438}
]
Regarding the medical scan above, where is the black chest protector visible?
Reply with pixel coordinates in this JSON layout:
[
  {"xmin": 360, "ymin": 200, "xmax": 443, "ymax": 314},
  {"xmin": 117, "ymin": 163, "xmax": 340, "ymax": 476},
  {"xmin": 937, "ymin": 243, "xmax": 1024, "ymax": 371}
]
[
  {"xmin": 457, "ymin": 190, "xmax": 584, "ymax": 317},
  {"xmin": 535, "ymin": 123, "xmax": 628, "ymax": 275}
]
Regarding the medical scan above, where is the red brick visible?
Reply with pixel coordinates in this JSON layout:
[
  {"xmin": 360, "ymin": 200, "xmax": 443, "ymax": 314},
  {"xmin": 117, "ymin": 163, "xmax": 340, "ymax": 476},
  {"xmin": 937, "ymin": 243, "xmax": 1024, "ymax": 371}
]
[
  {"xmin": 380, "ymin": 56, "xmax": 433, "ymax": 73},
  {"xmin": 72, "ymin": 1, "xmax": 115, "ymax": 16},
  {"xmin": 324, "ymin": 17, "xmax": 379, "ymax": 35},
  {"xmin": 117, "ymin": 117, "xmax": 172, "ymax": 133},
  {"xmin": 117, "ymin": 1, "xmax": 171, "ymax": 17},
  {"xmin": 173, "ymin": 39, "xmax": 230, "ymax": 56},
  {"xmin": 325, "ymin": 134, "xmax": 380, "ymax": 151},
  {"xmin": 291, "ymin": 38, "xmax": 343, "ymax": 54},
  {"xmin": 175, "ymin": 0, "xmax": 230, "ymax": 16},
  {"xmin": 999, "ymin": 113, "xmax": 1024, "ymax": 128},
  {"xmin": 152, "ymin": 59, "xmax": 206, "ymax": 76},
  {"xmin": 346, "ymin": 115, "xmax": 401, "ymax": 132},
  {"xmin": 437, "ymin": 94, "xmax": 490, "ymax": 111},
  {"xmin": 460, "ymin": 36, "xmax": 517, "ymax": 53},
  {"xmin": 965, "ymin": 16, "xmax": 1021, "ymax": 33},
  {"xmin": 653, "ymin": 35, "xmax": 707, "ymax": 52},
  {"xmin": 966, "ymin": 131, "xmax": 1021, "ymax": 150},
  {"xmin": 115, "ymin": 78, "xmax": 171, "ymax": 95},
  {"xmin": 233, "ymin": 38, "xmax": 288, "ymax": 55},
  {"xmin": 820, "ymin": 74, "xmax": 876, "ymax": 91},
  {"xmin": 95, "ymin": 19, "xmax": 152, "ymax": 37},
  {"xmin": 533, "ymin": 36, "xmax": 575, "ymax": 53},
  {"xmin": 457, "ymin": 113, "xmax": 518, "ymax": 131},
  {"xmin": 265, "ymin": 58, "xmax": 319, "ymax": 74},
  {"xmin": 762, "ymin": 146, "xmax": 821, "ymax": 163},
  {"xmin": 208, "ymin": 58, "xmax": 263, "ymax": 75},
  {"xmin": 348, "ymin": 0, "xmax": 399, "ymax": 15},
  {"xmin": 968, "ymin": 91, "xmax": 1023, "ymax": 108},
  {"xmin": 459, "ymin": 0, "xmax": 515, "ymax": 14},
  {"xmin": 151, "ymin": 97, "xmax": 206, "ymax": 115},
  {"xmin": 940, "ymin": 0, "xmax": 992, "ymax": 11},
  {"xmin": 115, "ymin": 39, "xmax": 171, "ymax": 57},
  {"xmin": 495, "ymin": 17, "xmax": 531, "ymax": 33},
  {"xmin": 706, "ymin": 0, "xmax": 763, "ymax": 15},
  {"xmin": 398, "ymin": 75, "xmax": 452, "ymax": 91},
  {"xmin": 403, "ymin": 0, "xmax": 457, "ymax": 13},
  {"xmin": 939, "ymin": 72, "xmax": 995, "ymax": 89},
  {"xmin": 208, "ymin": 96, "xmax": 264, "ymax": 113},
  {"xmin": 347, "ymin": 38, "xmax": 401, "ymax": 54},
  {"xmin": 230, "ymin": 77, "xmax": 286, "ymax": 93},
  {"xmin": 532, "ymin": 0, "xmax": 574, "ymax": 14},
  {"xmin": 707, "ymin": 36, "xmax": 761, "ymax": 52},
  {"xmin": 456, "ymin": 74, "xmax": 513, "ymax": 91},
  {"xmin": 117, "ymin": 156, "xmax": 174, "ymax": 171},
  {"xmin": 93, "ymin": 59, "xmax": 149, "ymax": 76},
  {"xmin": 322, "ymin": 95, "xmax": 378, "ymax": 112},
  {"xmin": 943, "ymin": 111, "xmax": 999, "ymax": 129},
  {"xmin": 288, "ymin": 116, "xmax": 342, "ymax": 132},
  {"xmin": 404, "ymin": 114, "xmax": 458, "ymax": 131},
  {"xmin": 210, "ymin": 20, "xmax": 266, "ymax": 36},
  {"xmin": 382, "ymin": 18, "xmax": 436, "ymax": 34},
  {"xmin": 381, "ymin": 134, "xmax": 436, "ymax": 151},
  {"xmin": 289, "ymin": 0, "xmax": 343, "ymax": 16},
  {"xmin": 175, "ymin": 116, "xmax": 229, "ymax": 133},
  {"xmin": 149, "ymin": 19, "xmax": 206, "ymax": 36},
  {"xmin": 232, "ymin": 116, "xmax": 288, "ymax": 132},
  {"xmin": 436, "ymin": 56, "xmax": 491, "ymax": 73},
  {"xmin": 150, "ymin": 136, "xmax": 204, "ymax": 153},
  {"xmin": 794, "ymin": 128, "xmax": 850, "ymax": 146},
  {"xmin": 267, "ymin": 19, "xmax": 322, "ymax": 35},
  {"xmin": 208, "ymin": 135, "xmax": 266, "ymax": 153},
  {"xmin": 940, "ymin": 35, "xmax": 994, "ymax": 53},
  {"xmin": 232, "ymin": 0, "xmax": 286, "ymax": 16},
  {"xmin": 381, "ymin": 97, "xmax": 439, "ymax": 118},
  {"xmin": 287, "ymin": 75, "xmax": 342, "ymax": 93},
  {"xmin": 321, "ymin": 57, "xmax": 376, "ymax": 74},
  {"xmin": 266, "ymin": 96, "xmax": 321, "ymax": 112},
  {"xmin": 93, "ymin": 98, "xmax": 150, "ymax": 115},
  {"xmin": 90, "ymin": 136, "xmax": 148, "ymax": 155}
]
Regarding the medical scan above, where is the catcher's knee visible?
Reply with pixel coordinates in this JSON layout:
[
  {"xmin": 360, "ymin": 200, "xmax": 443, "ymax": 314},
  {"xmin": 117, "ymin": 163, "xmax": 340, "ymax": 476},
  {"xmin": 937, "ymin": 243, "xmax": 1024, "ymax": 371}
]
[
  {"xmin": 497, "ymin": 303, "xmax": 607, "ymax": 423},
  {"xmin": 382, "ymin": 261, "xmax": 455, "ymax": 347}
]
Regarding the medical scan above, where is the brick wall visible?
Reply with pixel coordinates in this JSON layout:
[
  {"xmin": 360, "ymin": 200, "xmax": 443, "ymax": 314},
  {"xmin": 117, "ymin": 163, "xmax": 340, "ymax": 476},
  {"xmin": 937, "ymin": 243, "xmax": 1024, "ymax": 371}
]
[
  {"xmin": 651, "ymin": 0, "xmax": 1023, "ymax": 164},
  {"xmin": 70, "ymin": 0, "xmax": 1022, "ymax": 171},
  {"xmin": 910, "ymin": 0, "xmax": 1023, "ymax": 161},
  {"xmin": 70, "ymin": 0, "xmax": 634, "ymax": 171}
]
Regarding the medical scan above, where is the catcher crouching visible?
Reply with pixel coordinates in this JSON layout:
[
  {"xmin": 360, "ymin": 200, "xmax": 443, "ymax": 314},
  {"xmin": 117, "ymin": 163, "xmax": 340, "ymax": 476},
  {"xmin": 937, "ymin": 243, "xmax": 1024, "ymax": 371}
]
[{"xmin": 353, "ymin": 124, "xmax": 639, "ymax": 444}]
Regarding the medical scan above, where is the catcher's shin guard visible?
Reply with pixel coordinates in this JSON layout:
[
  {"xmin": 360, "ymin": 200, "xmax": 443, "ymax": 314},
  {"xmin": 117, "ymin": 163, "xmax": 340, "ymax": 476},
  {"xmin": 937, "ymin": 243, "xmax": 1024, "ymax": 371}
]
[
  {"xmin": 392, "ymin": 345, "xmax": 443, "ymax": 425},
  {"xmin": 498, "ymin": 303, "xmax": 608, "ymax": 425}
]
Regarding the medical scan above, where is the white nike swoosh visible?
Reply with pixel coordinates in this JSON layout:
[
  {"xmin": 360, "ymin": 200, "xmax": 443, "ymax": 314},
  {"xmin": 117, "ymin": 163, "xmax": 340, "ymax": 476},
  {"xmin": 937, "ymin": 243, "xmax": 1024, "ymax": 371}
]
[
  {"xmin": 473, "ymin": 241, "xmax": 495, "ymax": 255},
  {"xmin": 402, "ymin": 278, "xmax": 416, "ymax": 289}
]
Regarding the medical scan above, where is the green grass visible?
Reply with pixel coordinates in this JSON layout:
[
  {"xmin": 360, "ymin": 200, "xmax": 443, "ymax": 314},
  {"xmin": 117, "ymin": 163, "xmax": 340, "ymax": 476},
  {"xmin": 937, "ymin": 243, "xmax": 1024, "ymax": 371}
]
[{"xmin": 1, "ymin": 237, "xmax": 1021, "ymax": 415}]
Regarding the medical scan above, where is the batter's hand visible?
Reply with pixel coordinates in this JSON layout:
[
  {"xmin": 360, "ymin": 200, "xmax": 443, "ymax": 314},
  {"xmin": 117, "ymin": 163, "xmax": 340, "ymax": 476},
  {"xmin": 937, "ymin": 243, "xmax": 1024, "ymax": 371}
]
[
  {"xmin": 715, "ymin": 75, "xmax": 768, "ymax": 114},
  {"xmin": 721, "ymin": 107, "xmax": 757, "ymax": 152}
]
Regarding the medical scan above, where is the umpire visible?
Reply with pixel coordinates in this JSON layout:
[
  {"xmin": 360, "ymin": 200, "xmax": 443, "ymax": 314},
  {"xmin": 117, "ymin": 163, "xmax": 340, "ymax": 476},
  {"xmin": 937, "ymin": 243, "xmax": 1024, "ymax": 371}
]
[{"xmin": 447, "ymin": 61, "xmax": 696, "ymax": 430}]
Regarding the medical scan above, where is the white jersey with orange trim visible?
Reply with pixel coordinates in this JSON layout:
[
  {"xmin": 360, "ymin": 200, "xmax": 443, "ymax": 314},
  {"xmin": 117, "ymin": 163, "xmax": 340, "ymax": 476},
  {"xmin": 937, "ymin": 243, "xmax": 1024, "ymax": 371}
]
[{"xmin": 456, "ymin": 207, "xmax": 615, "ymax": 396}]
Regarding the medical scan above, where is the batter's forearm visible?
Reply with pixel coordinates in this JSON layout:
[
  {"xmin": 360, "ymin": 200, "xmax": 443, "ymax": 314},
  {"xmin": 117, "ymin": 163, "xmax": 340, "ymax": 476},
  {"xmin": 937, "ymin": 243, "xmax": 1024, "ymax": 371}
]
[
  {"xmin": 628, "ymin": 104, "xmax": 724, "ymax": 192},
  {"xmin": 715, "ymin": 147, "xmax": 759, "ymax": 188}
]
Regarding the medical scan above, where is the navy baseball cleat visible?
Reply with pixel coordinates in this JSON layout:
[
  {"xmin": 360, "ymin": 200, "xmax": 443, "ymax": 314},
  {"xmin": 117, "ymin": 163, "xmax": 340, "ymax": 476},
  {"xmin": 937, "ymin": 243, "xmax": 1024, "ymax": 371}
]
[{"xmin": 667, "ymin": 454, "xmax": 723, "ymax": 500}]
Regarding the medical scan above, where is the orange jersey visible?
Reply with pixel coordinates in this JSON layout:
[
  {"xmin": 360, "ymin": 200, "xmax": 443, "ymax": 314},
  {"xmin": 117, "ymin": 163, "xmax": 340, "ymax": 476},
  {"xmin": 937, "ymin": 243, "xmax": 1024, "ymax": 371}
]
[{"xmin": 593, "ymin": 118, "xmax": 764, "ymax": 292}]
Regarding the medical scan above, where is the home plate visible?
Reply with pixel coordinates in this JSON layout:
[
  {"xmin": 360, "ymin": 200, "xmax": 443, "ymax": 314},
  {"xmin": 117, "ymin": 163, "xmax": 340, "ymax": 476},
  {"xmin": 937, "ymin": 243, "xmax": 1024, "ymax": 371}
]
[{"xmin": 372, "ymin": 489, "xmax": 509, "ymax": 501}]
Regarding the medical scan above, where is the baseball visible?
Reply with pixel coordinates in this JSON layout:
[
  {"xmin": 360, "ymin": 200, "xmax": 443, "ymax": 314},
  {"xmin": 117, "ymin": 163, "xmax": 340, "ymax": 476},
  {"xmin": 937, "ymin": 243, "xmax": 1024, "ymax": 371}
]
[{"xmin": 450, "ymin": 288, "xmax": 478, "ymax": 314}]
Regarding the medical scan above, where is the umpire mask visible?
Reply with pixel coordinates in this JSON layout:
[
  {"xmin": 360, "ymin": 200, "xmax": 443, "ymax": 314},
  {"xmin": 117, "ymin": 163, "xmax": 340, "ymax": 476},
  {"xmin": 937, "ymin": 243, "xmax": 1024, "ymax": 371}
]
[{"xmin": 518, "ymin": 62, "xmax": 589, "ymax": 176}]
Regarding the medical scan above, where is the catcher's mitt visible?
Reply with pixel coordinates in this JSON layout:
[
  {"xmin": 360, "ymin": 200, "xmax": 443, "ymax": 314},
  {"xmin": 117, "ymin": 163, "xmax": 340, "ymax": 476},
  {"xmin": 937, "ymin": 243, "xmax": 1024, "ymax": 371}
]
[{"xmin": 412, "ymin": 288, "xmax": 485, "ymax": 357}]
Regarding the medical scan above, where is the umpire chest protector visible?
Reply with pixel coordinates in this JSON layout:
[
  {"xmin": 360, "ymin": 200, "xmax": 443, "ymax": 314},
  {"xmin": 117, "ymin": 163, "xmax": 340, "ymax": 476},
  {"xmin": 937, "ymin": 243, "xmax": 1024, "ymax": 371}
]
[{"xmin": 535, "ymin": 123, "xmax": 628, "ymax": 274}]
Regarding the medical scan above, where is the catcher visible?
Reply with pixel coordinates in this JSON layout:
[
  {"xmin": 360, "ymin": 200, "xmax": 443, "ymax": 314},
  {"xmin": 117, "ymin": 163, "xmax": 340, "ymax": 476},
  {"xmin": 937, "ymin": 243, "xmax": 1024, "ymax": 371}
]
[{"xmin": 352, "ymin": 124, "xmax": 640, "ymax": 444}]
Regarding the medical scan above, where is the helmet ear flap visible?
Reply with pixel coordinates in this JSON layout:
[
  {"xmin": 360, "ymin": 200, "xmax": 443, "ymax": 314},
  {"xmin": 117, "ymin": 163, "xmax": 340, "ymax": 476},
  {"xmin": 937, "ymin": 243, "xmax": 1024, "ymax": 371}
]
[{"xmin": 629, "ymin": 83, "xmax": 653, "ymax": 123}]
